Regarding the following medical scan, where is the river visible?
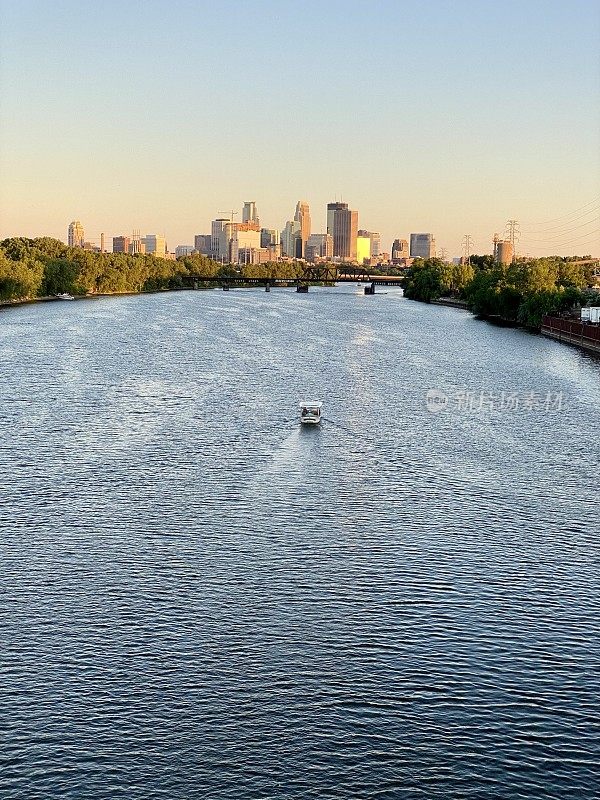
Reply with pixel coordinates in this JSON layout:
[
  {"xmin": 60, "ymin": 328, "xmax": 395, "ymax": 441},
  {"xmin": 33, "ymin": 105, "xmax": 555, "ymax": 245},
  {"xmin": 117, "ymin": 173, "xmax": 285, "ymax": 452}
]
[{"xmin": 1, "ymin": 286, "xmax": 599, "ymax": 798}]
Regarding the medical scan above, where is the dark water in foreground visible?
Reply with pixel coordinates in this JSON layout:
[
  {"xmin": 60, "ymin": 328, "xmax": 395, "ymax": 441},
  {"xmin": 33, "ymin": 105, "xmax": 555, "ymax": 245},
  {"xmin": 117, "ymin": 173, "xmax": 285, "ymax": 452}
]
[{"xmin": 1, "ymin": 287, "xmax": 599, "ymax": 799}]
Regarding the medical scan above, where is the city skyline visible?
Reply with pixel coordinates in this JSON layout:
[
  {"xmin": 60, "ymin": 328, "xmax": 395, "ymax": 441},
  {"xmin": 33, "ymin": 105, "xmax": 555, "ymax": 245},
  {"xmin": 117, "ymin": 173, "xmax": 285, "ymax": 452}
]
[
  {"xmin": 60, "ymin": 195, "xmax": 599, "ymax": 262},
  {"xmin": 1, "ymin": 0, "xmax": 599, "ymax": 257}
]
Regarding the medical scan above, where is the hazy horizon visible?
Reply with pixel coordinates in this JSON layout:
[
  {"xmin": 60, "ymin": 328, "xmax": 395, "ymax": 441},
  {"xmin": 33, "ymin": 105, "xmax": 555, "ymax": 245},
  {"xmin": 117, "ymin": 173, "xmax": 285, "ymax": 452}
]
[{"xmin": 1, "ymin": 0, "xmax": 599, "ymax": 257}]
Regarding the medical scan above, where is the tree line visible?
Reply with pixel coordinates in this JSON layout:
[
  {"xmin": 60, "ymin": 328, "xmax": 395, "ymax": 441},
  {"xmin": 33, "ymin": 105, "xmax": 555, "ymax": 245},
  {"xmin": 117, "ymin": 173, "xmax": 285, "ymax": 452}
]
[
  {"xmin": 0, "ymin": 238, "xmax": 304, "ymax": 302},
  {"xmin": 402, "ymin": 255, "xmax": 597, "ymax": 328}
]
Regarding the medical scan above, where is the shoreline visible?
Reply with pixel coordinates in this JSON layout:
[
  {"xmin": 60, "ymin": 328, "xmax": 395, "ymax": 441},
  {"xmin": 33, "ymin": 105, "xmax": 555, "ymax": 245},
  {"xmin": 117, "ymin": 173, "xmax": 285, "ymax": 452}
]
[
  {"xmin": 0, "ymin": 286, "xmax": 198, "ymax": 311},
  {"xmin": 418, "ymin": 296, "xmax": 600, "ymax": 357}
]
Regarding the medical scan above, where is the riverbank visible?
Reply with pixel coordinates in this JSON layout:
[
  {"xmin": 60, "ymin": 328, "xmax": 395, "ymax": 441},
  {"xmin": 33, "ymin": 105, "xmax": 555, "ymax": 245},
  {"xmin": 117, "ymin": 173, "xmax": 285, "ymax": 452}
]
[
  {"xmin": 415, "ymin": 295, "xmax": 600, "ymax": 357},
  {"xmin": 541, "ymin": 315, "xmax": 600, "ymax": 356},
  {"xmin": 0, "ymin": 286, "xmax": 200, "ymax": 311},
  {"xmin": 431, "ymin": 297, "xmax": 469, "ymax": 310}
]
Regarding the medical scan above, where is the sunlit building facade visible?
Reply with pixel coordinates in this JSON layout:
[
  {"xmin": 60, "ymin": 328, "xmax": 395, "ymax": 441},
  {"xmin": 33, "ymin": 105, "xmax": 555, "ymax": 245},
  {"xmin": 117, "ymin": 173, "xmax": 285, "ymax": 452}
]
[
  {"xmin": 294, "ymin": 201, "xmax": 311, "ymax": 258},
  {"xmin": 143, "ymin": 235, "xmax": 167, "ymax": 258},
  {"xmin": 356, "ymin": 235, "xmax": 371, "ymax": 264},
  {"xmin": 68, "ymin": 220, "xmax": 85, "ymax": 248}
]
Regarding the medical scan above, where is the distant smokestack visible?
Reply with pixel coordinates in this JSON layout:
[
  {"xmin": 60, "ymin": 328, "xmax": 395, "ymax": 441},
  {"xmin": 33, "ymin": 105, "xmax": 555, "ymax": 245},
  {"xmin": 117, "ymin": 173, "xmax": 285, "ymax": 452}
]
[{"xmin": 100, "ymin": 232, "xmax": 105, "ymax": 253}]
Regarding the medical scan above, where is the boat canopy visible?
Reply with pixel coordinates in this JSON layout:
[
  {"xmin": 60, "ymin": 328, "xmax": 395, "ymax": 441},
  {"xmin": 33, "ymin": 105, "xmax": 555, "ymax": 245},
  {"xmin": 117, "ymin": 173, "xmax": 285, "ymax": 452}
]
[{"xmin": 299, "ymin": 401, "xmax": 323, "ymax": 409}]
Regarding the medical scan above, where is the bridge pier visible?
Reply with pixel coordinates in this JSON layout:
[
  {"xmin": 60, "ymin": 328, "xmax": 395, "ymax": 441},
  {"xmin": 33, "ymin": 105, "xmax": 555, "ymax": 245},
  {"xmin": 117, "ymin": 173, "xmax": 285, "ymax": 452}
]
[
  {"xmin": 364, "ymin": 282, "xmax": 375, "ymax": 295},
  {"xmin": 265, "ymin": 282, "xmax": 270, "ymax": 292},
  {"xmin": 297, "ymin": 284, "xmax": 309, "ymax": 293}
]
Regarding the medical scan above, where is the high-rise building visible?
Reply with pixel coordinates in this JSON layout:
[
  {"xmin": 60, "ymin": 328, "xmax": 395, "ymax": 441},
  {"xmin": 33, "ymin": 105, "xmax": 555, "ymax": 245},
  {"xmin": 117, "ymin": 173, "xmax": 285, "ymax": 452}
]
[
  {"xmin": 242, "ymin": 201, "xmax": 259, "ymax": 225},
  {"xmin": 175, "ymin": 245, "xmax": 195, "ymax": 258},
  {"xmin": 392, "ymin": 239, "xmax": 409, "ymax": 262},
  {"xmin": 306, "ymin": 233, "xmax": 333, "ymax": 261},
  {"xmin": 410, "ymin": 233, "xmax": 435, "ymax": 259},
  {"xmin": 112, "ymin": 236, "xmax": 130, "ymax": 254},
  {"xmin": 194, "ymin": 234, "xmax": 212, "ymax": 255},
  {"xmin": 358, "ymin": 230, "xmax": 381, "ymax": 257},
  {"xmin": 68, "ymin": 220, "xmax": 85, "ymax": 248},
  {"xmin": 356, "ymin": 235, "xmax": 371, "ymax": 264},
  {"xmin": 211, "ymin": 219, "xmax": 231, "ymax": 261},
  {"xmin": 327, "ymin": 202, "xmax": 358, "ymax": 260},
  {"xmin": 230, "ymin": 225, "xmax": 261, "ymax": 263},
  {"xmin": 260, "ymin": 228, "xmax": 280, "ymax": 248},
  {"xmin": 281, "ymin": 220, "xmax": 301, "ymax": 258},
  {"xmin": 143, "ymin": 235, "xmax": 167, "ymax": 258},
  {"xmin": 293, "ymin": 201, "xmax": 311, "ymax": 258}
]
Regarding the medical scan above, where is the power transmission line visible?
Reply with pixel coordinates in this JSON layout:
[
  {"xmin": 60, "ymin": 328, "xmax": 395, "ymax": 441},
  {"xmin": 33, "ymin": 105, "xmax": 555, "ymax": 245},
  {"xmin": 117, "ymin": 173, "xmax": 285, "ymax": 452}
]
[
  {"xmin": 520, "ymin": 224, "xmax": 600, "ymax": 244},
  {"xmin": 526, "ymin": 198, "xmax": 600, "ymax": 226},
  {"xmin": 520, "ymin": 216, "xmax": 600, "ymax": 242},
  {"xmin": 522, "ymin": 209, "xmax": 600, "ymax": 236}
]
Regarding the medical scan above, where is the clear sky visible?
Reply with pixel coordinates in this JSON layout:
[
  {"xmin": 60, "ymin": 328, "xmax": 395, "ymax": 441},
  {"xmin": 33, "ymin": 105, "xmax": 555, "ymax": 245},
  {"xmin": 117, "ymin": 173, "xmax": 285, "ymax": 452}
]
[{"xmin": 1, "ymin": 0, "xmax": 599, "ymax": 257}]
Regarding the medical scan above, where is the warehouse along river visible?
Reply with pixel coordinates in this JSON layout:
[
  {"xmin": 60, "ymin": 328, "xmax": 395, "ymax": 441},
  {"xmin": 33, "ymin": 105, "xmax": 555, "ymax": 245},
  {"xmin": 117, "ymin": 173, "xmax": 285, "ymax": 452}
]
[{"xmin": 1, "ymin": 286, "xmax": 599, "ymax": 799}]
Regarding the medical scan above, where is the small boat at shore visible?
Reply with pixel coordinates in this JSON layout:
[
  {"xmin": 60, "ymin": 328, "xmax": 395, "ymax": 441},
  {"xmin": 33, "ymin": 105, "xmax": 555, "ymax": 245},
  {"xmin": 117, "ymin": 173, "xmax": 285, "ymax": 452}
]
[
  {"xmin": 55, "ymin": 293, "xmax": 75, "ymax": 301},
  {"xmin": 299, "ymin": 400, "xmax": 323, "ymax": 425}
]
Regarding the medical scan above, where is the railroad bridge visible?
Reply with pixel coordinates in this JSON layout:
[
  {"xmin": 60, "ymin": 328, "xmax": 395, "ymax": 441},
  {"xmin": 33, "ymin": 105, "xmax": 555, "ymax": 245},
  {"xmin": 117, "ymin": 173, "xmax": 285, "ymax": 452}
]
[{"xmin": 183, "ymin": 264, "xmax": 404, "ymax": 294}]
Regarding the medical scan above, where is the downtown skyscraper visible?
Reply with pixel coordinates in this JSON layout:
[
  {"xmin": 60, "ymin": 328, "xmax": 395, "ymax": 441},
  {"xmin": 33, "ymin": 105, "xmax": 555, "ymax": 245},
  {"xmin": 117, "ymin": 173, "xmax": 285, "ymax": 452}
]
[
  {"xmin": 294, "ymin": 201, "xmax": 311, "ymax": 258},
  {"xmin": 68, "ymin": 220, "xmax": 85, "ymax": 248},
  {"xmin": 327, "ymin": 202, "xmax": 358, "ymax": 260}
]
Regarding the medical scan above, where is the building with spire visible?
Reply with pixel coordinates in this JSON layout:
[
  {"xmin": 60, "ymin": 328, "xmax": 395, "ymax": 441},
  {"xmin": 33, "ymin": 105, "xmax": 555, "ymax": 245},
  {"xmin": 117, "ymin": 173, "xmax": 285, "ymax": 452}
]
[{"xmin": 293, "ymin": 201, "xmax": 311, "ymax": 258}]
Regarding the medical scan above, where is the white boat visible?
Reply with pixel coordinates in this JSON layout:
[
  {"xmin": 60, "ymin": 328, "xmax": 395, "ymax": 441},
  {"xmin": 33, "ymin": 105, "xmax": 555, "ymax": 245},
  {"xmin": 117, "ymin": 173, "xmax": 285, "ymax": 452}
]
[
  {"xmin": 299, "ymin": 400, "xmax": 323, "ymax": 425},
  {"xmin": 55, "ymin": 293, "xmax": 75, "ymax": 301}
]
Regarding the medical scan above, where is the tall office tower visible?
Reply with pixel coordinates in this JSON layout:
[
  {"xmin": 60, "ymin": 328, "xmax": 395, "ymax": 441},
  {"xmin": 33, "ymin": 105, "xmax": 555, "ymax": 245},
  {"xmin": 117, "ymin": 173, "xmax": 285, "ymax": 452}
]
[
  {"xmin": 410, "ymin": 233, "xmax": 436, "ymax": 258},
  {"xmin": 391, "ymin": 239, "xmax": 409, "ymax": 262},
  {"xmin": 356, "ymin": 235, "xmax": 371, "ymax": 264},
  {"xmin": 306, "ymin": 233, "xmax": 333, "ymax": 261},
  {"xmin": 112, "ymin": 236, "xmax": 131, "ymax": 254},
  {"xmin": 68, "ymin": 220, "xmax": 85, "ymax": 248},
  {"xmin": 211, "ymin": 219, "xmax": 231, "ymax": 261},
  {"xmin": 327, "ymin": 202, "xmax": 358, "ymax": 260},
  {"xmin": 194, "ymin": 234, "xmax": 212, "ymax": 255},
  {"xmin": 260, "ymin": 228, "xmax": 280, "ymax": 248},
  {"xmin": 142, "ymin": 234, "xmax": 167, "ymax": 258},
  {"xmin": 281, "ymin": 220, "xmax": 300, "ymax": 257},
  {"xmin": 242, "ymin": 201, "xmax": 259, "ymax": 225},
  {"xmin": 370, "ymin": 232, "xmax": 381, "ymax": 257},
  {"xmin": 293, "ymin": 200, "xmax": 311, "ymax": 258},
  {"xmin": 358, "ymin": 230, "xmax": 381, "ymax": 258}
]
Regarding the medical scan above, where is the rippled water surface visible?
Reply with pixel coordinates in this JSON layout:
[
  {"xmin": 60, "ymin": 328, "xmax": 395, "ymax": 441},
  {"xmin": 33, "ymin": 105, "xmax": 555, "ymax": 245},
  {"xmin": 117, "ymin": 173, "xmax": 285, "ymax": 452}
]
[{"xmin": 1, "ymin": 287, "xmax": 599, "ymax": 799}]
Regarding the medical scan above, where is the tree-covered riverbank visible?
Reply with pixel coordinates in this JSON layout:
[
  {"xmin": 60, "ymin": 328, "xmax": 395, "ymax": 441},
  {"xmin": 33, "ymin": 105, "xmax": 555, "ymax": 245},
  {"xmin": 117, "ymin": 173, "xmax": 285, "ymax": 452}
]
[
  {"xmin": 402, "ymin": 255, "xmax": 597, "ymax": 329},
  {"xmin": 0, "ymin": 237, "xmax": 309, "ymax": 304}
]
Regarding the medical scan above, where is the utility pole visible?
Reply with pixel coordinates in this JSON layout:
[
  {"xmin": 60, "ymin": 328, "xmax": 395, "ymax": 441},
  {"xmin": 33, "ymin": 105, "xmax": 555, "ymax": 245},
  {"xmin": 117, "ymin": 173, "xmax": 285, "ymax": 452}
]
[
  {"xmin": 505, "ymin": 219, "xmax": 520, "ymax": 260},
  {"xmin": 462, "ymin": 235, "xmax": 474, "ymax": 266}
]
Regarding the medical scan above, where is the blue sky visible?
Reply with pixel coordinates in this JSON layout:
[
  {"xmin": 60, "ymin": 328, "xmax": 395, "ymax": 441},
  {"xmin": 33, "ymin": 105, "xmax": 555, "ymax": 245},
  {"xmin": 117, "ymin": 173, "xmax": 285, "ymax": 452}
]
[{"xmin": 1, "ymin": 0, "xmax": 599, "ymax": 256}]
